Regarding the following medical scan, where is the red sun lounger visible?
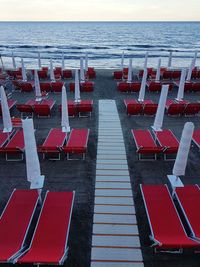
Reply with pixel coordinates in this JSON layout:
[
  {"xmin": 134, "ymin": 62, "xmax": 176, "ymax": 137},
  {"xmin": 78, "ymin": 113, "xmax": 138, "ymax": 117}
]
[
  {"xmin": 62, "ymin": 70, "xmax": 73, "ymax": 79},
  {"xmin": 140, "ymin": 184, "xmax": 200, "ymax": 251},
  {"xmin": 166, "ymin": 100, "xmax": 186, "ymax": 116},
  {"xmin": 0, "ymin": 129, "xmax": 25, "ymax": 161},
  {"xmin": 69, "ymin": 82, "xmax": 94, "ymax": 92},
  {"xmin": 124, "ymin": 99, "xmax": 143, "ymax": 116},
  {"xmin": 0, "ymin": 130, "xmax": 12, "ymax": 147},
  {"xmin": 39, "ymin": 82, "xmax": 51, "ymax": 92},
  {"xmin": 19, "ymin": 82, "xmax": 34, "ymax": 93},
  {"xmin": 132, "ymin": 129, "xmax": 163, "ymax": 160},
  {"xmin": 154, "ymin": 130, "xmax": 179, "ymax": 160},
  {"xmin": 0, "ymin": 189, "xmax": 39, "ymax": 263},
  {"xmin": 51, "ymin": 81, "xmax": 64, "ymax": 93},
  {"xmin": 143, "ymin": 103, "xmax": 158, "ymax": 116},
  {"xmin": 175, "ymin": 185, "xmax": 200, "ymax": 241},
  {"xmin": 192, "ymin": 130, "xmax": 200, "ymax": 150},
  {"xmin": 63, "ymin": 129, "xmax": 89, "ymax": 160},
  {"xmin": 33, "ymin": 99, "xmax": 55, "ymax": 117},
  {"xmin": 17, "ymin": 191, "xmax": 75, "ymax": 265},
  {"xmin": 113, "ymin": 71, "xmax": 123, "ymax": 80},
  {"xmin": 16, "ymin": 104, "xmax": 33, "ymax": 118},
  {"xmin": 183, "ymin": 103, "xmax": 200, "ymax": 116},
  {"xmin": 77, "ymin": 100, "xmax": 93, "ymax": 117},
  {"xmin": 38, "ymin": 128, "xmax": 67, "ymax": 160}
]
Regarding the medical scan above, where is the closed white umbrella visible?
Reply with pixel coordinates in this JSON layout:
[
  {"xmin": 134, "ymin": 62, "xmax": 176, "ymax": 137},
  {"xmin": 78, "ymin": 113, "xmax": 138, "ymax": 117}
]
[
  {"xmin": 127, "ymin": 58, "xmax": 132, "ymax": 83},
  {"xmin": 12, "ymin": 52, "xmax": 17, "ymax": 69},
  {"xmin": 168, "ymin": 51, "xmax": 172, "ymax": 68},
  {"xmin": 152, "ymin": 85, "xmax": 169, "ymax": 131},
  {"xmin": 0, "ymin": 56, "xmax": 4, "ymax": 72},
  {"xmin": 173, "ymin": 122, "xmax": 194, "ymax": 177},
  {"xmin": 50, "ymin": 58, "xmax": 55, "ymax": 82},
  {"xmin": 38, "ymin": 52, "xmax": 41, "ymax": 69},
  {"xmin": 75, "ymin": 69, "xmax": 80, "ymax": 103},
  {"xmin": 138, "ymin": 68, "xmax": 147, "ymax": 102},
  {"xmin": 192, "ymin": 51, "xmax": 198, "ymax": 68},
  {"xmin": 155, "ymin": 58, "xmax": 161, "ymax": 82},
  {"xmin": 21, "ymin": 58, "xmax": 27, "ymax": 82},
  {"xmin": 0, "ymin": 86, "xmax": 12, "ymax": 133},
  {"xmin": 176, "ymin": 68, "xmax": 186, "ymax": 101},
  {"xmin": 121, "ymin": 51, "xmax": 124, "ymax": 70},
  {"xmin": 85, "ymin": 53, "xmax": 88, "ymax": 72},
  {"xmin": 34, "ymin": 70, "xmax": 42, "ymax": 102},
  {"xmin": 186, "ymin": 59, "xmax": 194, "ymax": 82},
  {"xmin": 22, "ymin": 118, "xmax": 44, "ymax": 189},
  {"xmin": 62, "ymin": 52, "xmax": 65, "ymax": 70},
  {"xmin": 61, "ymin": 85, "xmax": 70, "ymax": 133},
  {"xmin": 144, "ymin": 52, "xmax": 148, "ymax": 69},
  {"xmin": 80, "ymin": 58, "xmax": 85, "ymax": 82}
]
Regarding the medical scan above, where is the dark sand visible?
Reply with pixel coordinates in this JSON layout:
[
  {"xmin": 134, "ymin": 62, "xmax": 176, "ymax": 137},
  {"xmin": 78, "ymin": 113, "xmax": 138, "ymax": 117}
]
[{"xmin": 0, "ymin": 69, "xmax": 200, "ymax": 267}]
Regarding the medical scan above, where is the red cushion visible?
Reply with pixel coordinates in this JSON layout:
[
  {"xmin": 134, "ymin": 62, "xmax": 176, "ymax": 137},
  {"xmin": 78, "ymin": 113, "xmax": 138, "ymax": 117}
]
[{"xmin": 63, "ymin": 129, "xmax": 89, "ymax": 154}]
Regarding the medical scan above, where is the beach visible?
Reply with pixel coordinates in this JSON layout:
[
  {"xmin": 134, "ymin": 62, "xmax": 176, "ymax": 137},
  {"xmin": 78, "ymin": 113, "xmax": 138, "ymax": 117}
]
[{"xmin": 0, "ymin": 68, "xmax": 200, "ymax": 266}]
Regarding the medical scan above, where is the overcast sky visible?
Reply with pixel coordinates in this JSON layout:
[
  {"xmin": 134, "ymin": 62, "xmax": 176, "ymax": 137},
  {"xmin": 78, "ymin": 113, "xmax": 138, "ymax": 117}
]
[{"xmin": 1, "ymin": 0, "xmax": 200, "ymax": 21}]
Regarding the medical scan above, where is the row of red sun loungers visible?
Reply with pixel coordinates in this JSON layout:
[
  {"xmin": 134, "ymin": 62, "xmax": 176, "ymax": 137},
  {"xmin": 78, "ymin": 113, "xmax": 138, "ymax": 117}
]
[
  {"xmin": 6, "ymin": 67, "xmax": 96, "ymax": 80},
  {"xmin": 13, "ymin": 81, "xmax": 94, "ymax": 93},
  {"xmin": 124, "ymin": 99, "xmax": 200, "ymax": 116},
  {"xmin": 132, "ymin": 129, "xmax": 200, "ymax": 160},
  {"xmin": 114, "ymin": 67, "xmax": 200, "ymax": 80},
  {"xmin": 141, "ymin": 184, "xmax": 200, "ymax": 252},
  {"xmin": 117, "ymin": 81, "xmax": 200, "ymax": 93},
  {"xmin": 0, "ymin": 188, "xmax": 75, "ymax": 265},
  {"xmin": 0, "ymin": 128, "xmax": 90, "ymax": 161}
]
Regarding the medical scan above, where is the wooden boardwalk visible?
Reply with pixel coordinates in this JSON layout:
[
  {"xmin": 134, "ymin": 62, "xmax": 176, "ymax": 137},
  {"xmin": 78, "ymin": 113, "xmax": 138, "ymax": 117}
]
[{"xmin": 91, "ymin": 100, "xmax": 144, "ymax": 267}]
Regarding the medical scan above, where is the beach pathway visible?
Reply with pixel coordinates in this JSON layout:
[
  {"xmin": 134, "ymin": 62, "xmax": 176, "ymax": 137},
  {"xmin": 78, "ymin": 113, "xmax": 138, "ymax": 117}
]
[{"xmin": 91, "ymin": 100, "xmax": 144, "ymax": 267}]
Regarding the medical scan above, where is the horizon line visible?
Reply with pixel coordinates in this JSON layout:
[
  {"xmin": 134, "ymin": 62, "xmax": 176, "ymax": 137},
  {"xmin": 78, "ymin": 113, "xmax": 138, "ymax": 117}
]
[{"xmin": 0, "ymin": 20, "xmax": 200, "ymax": 23}]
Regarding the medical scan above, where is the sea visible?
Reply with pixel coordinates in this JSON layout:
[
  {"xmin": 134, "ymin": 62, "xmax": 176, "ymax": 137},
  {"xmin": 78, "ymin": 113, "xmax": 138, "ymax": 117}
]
[{"xmin": 0, "ymin": 21, "xmax": 199, "ymax": 69}]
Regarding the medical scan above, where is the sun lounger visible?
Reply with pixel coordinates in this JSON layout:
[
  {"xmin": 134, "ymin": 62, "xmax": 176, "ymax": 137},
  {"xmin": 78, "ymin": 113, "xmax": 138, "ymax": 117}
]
[
  {"xmin": 37, "ymin": 70, "xmax": 48, "ymax": 79},
  {"xmin": 77, "ymin": 100, "xmax": 93, "ymax": 117},
  {"xmin": 39, "ymin": 82, "xmax": 51, "ymax": 92},
  {"xmin": 16, "ymin": 191, "xmax": 75, "ymax": 265},
  {"xmin": 132, "ymin": 129, "xmax": 163, "ymax": 160},
  {"xmin": 192, "ymin": 83, "xmax": 200, "ymax": 92},
  {"xmin": 143, "ymin": 103, "xmax": 158, "ymax": 116},
  {"xmin": 38, "ymin": 128, "xmax": 67, "ymax": 160},
  {"xmin": 86, "ymin": 67, "xmax": 96, "ymax": 79},
  {"xmin": 0, "ymin": 189, "xmax": 39, "ymax": 263},
  {"xmin": 51, "ymin": 81, "xmax": 64, "ymax": 93},
  {"xmin": 153, "ymin": 129, "xmax": 179, "ymax": 160},
  {"xmin": 183, "ymin": 103, "xmax": 200, "ymax": 116},
  {"xmin": 175, "ymin": 185, "xmax": 200, "ymax": 241},
  {"xmin": 19, "ymin": 82, "xmax": 34, "ymax": 93},
  {"xmin": 62, "ymin": 70, "xmax": 73, "ymax": 79},
  {"xmin": 124, "ymin": 99, "xmax": 143, "ymax": 115},
  {"xmin": 117, "ymin": 82, "xmax": 141, "ymax": 92},
  {"xmin": 192, "ymin": 130, "xmax": 200, "ymax": 150},
  {"xmin": 166, "ymin": 100, "xmax": 186, "ymax": 116},
  {"xmin": 33, "ymin": 99, "xmax": 55, "ymax": 117},
  {"xmin": 162, "ymin": 70, "xmax": 173, "ymax": 80},
  {"xmin": 147, "ymin": 81, "xmax": 162, "ymax": 92},
  {"xmin": 63, "ymin": 129, "xmax": 89, "ymax": 159},
  {"xmin": 113, "ymin": 71, "xmax": 123, "ymax": 80},
  {"xmin": 16, "ymin": 104, "xmax": 33, "ymax": 118},
  {"xmin": 140, "ymin": 184, "xmax": 200, "ymax": 251},
  {"xmin": 0, "ymin": 129, "xmax": 24, "ymax": 161}
]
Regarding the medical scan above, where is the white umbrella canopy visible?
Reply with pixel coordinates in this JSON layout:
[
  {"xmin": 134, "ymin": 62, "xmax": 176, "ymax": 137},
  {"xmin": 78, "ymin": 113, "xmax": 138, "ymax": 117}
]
[
  {"xmin": 186, "ymin": 60, "xmax": 193, "ymax": 82},
  {"xmin": 0, "ymin": 86, "xmax": 12, "ymax": 133},
  {"xmin": 152, "ymin": 85, "xmax": 169, "ymax": 131},
  {"xmin": 176, "ymin": 68, "xmax": 186, "ymax": 101},
  {"xmin": 173, "ymin": 122, "xmax": 194, "ymax": 177},
  {"xmin": 38, "ymin": 52, "xmax": 41, "ymax": 69},
  {"xmin": 144, "ymin": 52, "xmax": 148, "ymax": 69},
  {"xmin": 85, "ymin": 53, "xmax": 88, "ymax": 72},
  {"xmin": 167, "ymin": 51, "xmax": 172, "ymax": 68},
  {"xmin": 12, "ymin": 52, "xmax": 17, "ymax": 69},
  {"xmin": 121, "ymin": 51, "xmax": 124, "ymax": 70},
  {"xmin": 127, "ymin": 58, "xmax": 132, "ymax": 83},
  {"xmin": 155, "ymin": 58, "xmax": 161, "ymax": 82},
  {"xmin": 80, "ymin": 57, "xmax": 85, "ymax": 82},
  {"xmin": 138, "ymin": 68, "xmax": 148, "ymax": 102},
  {"xmin": 22, "ymin": 118, "xmax": 44, "ymax": 189},
  {"xmin": 192, "ymin": 51, "xmax": 198, "ymax": 68},
  {"xmin": 75, "ymin": 69, "xmax": 81, "ymax": 103},
  {"xmin": 62, "ymin": 52, "xmax": 65, "ymax": 70},
  {"xmin": 61, "ymin": 85, "xmax": 70, "ymax": 133},
  {"xmin": 34, "ymin": 70, "xmax": 42, "ymax": 101},
  {"xmin": 0, "ymin": 56, "xmax": 4, "ymax": 72},
  {"xmin": 21, "ymin": 58, "xmax": 27, "ymax": 82},
  {"xmin": 50, "ymin": 58, "xmax": 55, "ymax": 82}
]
